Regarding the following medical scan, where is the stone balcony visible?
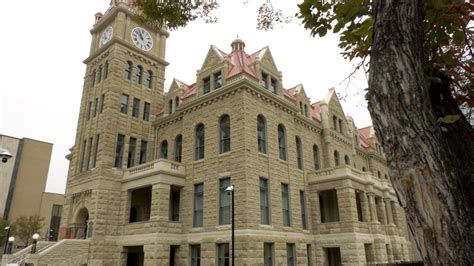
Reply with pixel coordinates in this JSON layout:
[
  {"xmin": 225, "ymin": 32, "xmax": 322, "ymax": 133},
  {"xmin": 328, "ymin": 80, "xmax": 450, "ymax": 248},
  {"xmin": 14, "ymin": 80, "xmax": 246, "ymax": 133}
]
[
  {"xmin": 308, "ymin": 165, "xmax": 394, "ymax": 194},
  {"xmin": 122, "ymin": 159, "xmax": 186, "ymax": 190}
]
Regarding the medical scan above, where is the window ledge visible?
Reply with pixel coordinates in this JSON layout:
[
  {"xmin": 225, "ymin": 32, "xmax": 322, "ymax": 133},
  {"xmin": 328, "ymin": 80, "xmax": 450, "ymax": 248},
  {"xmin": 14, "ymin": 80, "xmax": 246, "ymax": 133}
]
[
  {"xmin": 259, "ymin": 224, "xmax": 273, "ymax": 230},
  {"xmin": 194, "ymin": 159, "xmax": 205, "ymax": 164},
  {"xmin": 279, "ymin": 159, "xmax": 288, "ymax": 165},
  {"xmin": 257, "ymin": 152, "xmax": 268, "ymax": 158},
  {"xmin": 282, "ymin": 226, "xmax": 293, "ymax": 231},
  {"xmin": 191, "ymin": 227, "xmax": 204, "ymax": 232},
  {"xmin": 216, "ymin": 224, "xmax": 231, "ymax": 231},
  {"xmin": 218, "ymin": 151, "xmax": 232, "ymax": 158}
]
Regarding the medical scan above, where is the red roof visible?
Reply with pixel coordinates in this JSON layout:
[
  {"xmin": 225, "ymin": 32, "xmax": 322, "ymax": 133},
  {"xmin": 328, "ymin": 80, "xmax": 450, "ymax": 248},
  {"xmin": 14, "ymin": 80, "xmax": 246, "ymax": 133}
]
[
  {"xmin": 358, "ymin": 126, "xmax": 373, "ymax": 148},
  {"xmin": 181, "ymin": 83, "xmax": 197, "ymax": 100},
  {"xmin": 311, "ymin": 101, "xmax": 321, "ymax": 122},
  {"xmin": 283, "ymin": 87, "xmax": 297, "ymax": 101},
  {"xmin": 225, "ymin": 50, "xmax": 258, "ymax": 81}
]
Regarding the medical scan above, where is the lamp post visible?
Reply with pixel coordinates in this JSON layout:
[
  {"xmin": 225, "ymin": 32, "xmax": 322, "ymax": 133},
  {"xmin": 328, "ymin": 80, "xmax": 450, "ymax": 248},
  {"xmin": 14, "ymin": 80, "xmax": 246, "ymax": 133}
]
[
  {"xmin": 225, "ymin": 184, "xmax": 235, "ymax": 266},
  {"xmin": 31, "ymin": 233, "xmax": 39, "ymax": 254},
  {"xmin": 3, "ymin": 226, "xmax": 11, "ymax": 254},
  {"xmin": 7, "ymin": 236, "xmax": 15, "ymax": 254}
]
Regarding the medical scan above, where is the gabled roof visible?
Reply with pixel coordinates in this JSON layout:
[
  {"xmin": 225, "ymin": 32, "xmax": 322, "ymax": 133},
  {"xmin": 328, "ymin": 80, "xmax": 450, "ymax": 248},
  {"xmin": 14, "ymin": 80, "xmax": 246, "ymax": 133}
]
[
  {"xmin": 283, "ymin": 87, "xmax": 297, "ymax": 101},
  {"xmin": 181, "ymin": 83, "xmax": 197, "ymax": 100},
  {"xmin": 225, "ymin": 49, "xmax": 259, "ymax": 81},
  {"xmin": 358, "ymin": 126, "xmax": 373, "ymax": 148},
  {"xmin": 311, "ymin": 101, "xmax": 321, "ymax": 122}
]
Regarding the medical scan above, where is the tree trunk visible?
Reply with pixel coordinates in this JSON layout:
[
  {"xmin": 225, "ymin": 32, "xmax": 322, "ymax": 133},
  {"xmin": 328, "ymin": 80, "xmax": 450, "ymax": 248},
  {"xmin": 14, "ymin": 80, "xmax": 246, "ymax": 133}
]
[{"xmin": 367, "ymin": 0, "xmax": 474, "ymax": 265}]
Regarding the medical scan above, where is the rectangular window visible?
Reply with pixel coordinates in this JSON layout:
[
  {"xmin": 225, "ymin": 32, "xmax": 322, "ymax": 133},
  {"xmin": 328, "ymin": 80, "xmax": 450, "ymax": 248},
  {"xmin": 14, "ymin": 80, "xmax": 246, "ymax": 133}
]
[
  {"xmin": 127, "ymin": 137, "xmax": 136, "ymax": 168},
  {"xmin": 100, "ymin": 94, "xmax": 105, "ymax": 113},
  {"xmin": 93, "ymin": 98, "xmax": 98, "ymax": 117},
  {"xmin": 79, "ymin": 139, "xmax": 86, "ymax": 172},
  {"xmin": 114, "ymin": 134, "xmax": 125, "ymax": 168},
  {"xmin": 307, "ymin": 244, "xmax": 313, "ymax": 266},
  {"xmin": 120, "ymin": 94, "xmax": 129, "ymax": 114},
  {"xmin": 92, "ymin": 134, "xmax": 99, "ymax": 168},
  {"xmin": 324, "ymin": 247, "xmax": 342, "ymax": 266},
  {"xmin": 300, "ymin": 190, "xmax": 307, "ymax": 230},
  {"xmin": 282, "ymin": 183, "xmax": 291, "ymax": 227},
  {"xmin": 287, "ymin": 243, "xmax": 296, "ymax": 266},
  {"xmin": 143, "ymin": 102, "xmax": 150, "ymax": 121},
  {"xmin": 132, "ymin": 98, "xmax": 140, "ymax": 118},
  {"xmin": 214, "ymin": 71, "xmax": 222, "ymax": 89},
  {"xmin": 87, "ymin": 101, "xmax": 92, "ymax": 120},
  {"xmin": 261, "ymin": 72, "xmax": 268, "ymax": 88},
  {"xmin": 264, "ymin": 243, "xmax": 274, "ymax": 266},
  {"xmin": 139, "ymin": 140, "xmax": 147, "ymax": 164},
  {"xmin": 320, "ymin": 190, "xmax": 340, "ymax": 223},
  {"xmin": 216, "ymin": 243, "xmax": 229, "ymax": 266},
  {"xmin": 85, "ymin": 137, "xmax": 93, "ymax": 170},
  {"xmin": 270, "ymin": 78, "xmax": 277, "ymax": 94},
  {"xmin": 356, "ymin": 191, "xmax": 364, "ymax": 222},
  {"xmin": 193, "ymin": 183, "xmax": 204, "ymax": 227},
  {"xmin": 260, "ymin": 178, "xmax": 270, "ymax": 224},
  {"xmin": 203, "ymin": 76, "xmax": 210, "ymax": 94},
  {"xmin": 190, "ymin": 245, "xmax": 201, "ymax": 266},
  {"xmin": 219, "ymin": 178, "xmax": 231, "ymax": 225},
  {"xmin": 169, "ymin": 187, "xmax": 180, "ymax": 221}
]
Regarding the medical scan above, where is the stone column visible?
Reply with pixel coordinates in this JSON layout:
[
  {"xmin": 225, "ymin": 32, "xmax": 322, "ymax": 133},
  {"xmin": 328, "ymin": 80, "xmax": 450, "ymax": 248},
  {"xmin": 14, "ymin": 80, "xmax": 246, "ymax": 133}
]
[
  {"xmin": 360, "ymin": 191, "xmax": 370, "ymax": 222},
  {"xmin": 384, "ymin": 198, "xmax": 394, "ymax": 225},
  {"xmin": 309, "ymin": 187, "xmax": 321, "ymax": 231},
  {"xmin": 151, "ymin": 183, "xmax": 171, "ymax": 221},
  {"xmin": 144, "ymin": 244, "xmax": 169, "ymax": 266},
  {"xmin": 336, "ymin": 187, "xmax": 359, "ymax": 223},
  {"xmin": 367, "ymin": 193, "xmax": 377, "ymax": 222},
  {"xmin": 391, "ymin": 201, "xmax": 400, "ymax": 226},
  {"xmin": 375, "ymin": 196, "xmax": 387, "ymax": 224}
]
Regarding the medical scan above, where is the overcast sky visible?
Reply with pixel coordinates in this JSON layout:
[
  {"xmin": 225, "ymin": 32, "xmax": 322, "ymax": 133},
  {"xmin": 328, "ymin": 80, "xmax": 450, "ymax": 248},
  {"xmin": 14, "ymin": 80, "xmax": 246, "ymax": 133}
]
[{"xmin": 0, "ymin": 0, "xmax": 370, "ymax": 193}]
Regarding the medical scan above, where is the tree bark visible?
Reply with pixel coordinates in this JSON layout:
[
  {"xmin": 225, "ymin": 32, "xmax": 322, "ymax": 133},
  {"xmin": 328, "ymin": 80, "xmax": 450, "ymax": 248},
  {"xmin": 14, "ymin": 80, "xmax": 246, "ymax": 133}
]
[{"xmin": 367, "ymin": 0, "xmax": 474, "ymax": 264}]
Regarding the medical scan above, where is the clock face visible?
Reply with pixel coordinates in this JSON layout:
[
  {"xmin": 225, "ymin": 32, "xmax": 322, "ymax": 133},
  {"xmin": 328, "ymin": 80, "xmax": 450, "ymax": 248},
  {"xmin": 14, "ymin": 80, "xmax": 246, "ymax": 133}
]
[
  {"xmin": 99, "ymin": 26, "xmax": 113, "ymax": 48},
  {"xmin": 131, "ymin": 27, "xmax": 153, "ymax": 51}
]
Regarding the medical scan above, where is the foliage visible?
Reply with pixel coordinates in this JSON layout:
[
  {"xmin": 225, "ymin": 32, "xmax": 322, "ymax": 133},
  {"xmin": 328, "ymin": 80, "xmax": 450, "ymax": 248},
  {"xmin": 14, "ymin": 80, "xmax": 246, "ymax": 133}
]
[
  {"xmin": 297, "ymin": 0, "xmax": 473, "ymax": 110},
  {"xmin": 0, "ymin": 219, "xmax": 10, "ymax": 246},
  {"xmin": 11, "ymin": 215, "xmax": 45, "ymax": 246}
]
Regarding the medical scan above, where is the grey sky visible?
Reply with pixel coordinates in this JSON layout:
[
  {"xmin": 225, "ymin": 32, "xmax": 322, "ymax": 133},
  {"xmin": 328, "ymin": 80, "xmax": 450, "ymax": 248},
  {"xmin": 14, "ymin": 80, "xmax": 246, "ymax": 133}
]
[{"xmin": 0, "ymin": 0, "xmax": 370, "ymax": 193}]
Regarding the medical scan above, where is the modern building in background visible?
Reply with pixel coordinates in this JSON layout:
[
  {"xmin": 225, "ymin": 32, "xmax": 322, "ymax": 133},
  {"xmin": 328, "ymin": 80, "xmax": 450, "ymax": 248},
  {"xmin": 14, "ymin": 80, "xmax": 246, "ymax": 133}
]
[
  {"xmin": 5, "ymin": 1, "xmax": 414, "ymax": 265},
  {"xmin": 0, "ymin": 135, "xmax": 64, "ymax": 246}
]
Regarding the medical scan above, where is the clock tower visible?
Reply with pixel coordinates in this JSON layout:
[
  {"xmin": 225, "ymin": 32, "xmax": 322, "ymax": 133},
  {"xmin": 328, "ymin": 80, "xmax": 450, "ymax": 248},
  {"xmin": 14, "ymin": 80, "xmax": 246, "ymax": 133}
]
[{"xmin": 60, "ymin": 0, "xmax": 168, "ymax": 262}]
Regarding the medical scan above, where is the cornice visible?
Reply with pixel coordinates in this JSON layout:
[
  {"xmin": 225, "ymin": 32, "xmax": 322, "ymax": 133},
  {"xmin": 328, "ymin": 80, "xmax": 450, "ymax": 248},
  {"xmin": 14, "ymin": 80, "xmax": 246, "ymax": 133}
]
[{"xmin": 330, "ymin": 131, "xmax": 352, "ymax": 146}]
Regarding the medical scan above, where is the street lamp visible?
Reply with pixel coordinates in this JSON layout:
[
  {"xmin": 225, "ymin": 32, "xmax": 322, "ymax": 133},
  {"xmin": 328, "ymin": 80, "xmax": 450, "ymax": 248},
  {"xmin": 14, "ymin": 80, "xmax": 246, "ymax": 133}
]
[
  {"xmin": 225, "ymin": 184, "xmax": 235, "ymax": 266},
  {"xmin": 7, "ymin": 236, "xmax": 15, "ymax": 254},
  {"xmin": 3, "ymin": 226, "xmax": 11, "ymax": 254},
  {"xmin": 31, "ymin": 233, "xmax": 39, "ymax": 254},
  {"xmin": 0, "ymin": 148, "xmax": 13, "ymax": 163}
]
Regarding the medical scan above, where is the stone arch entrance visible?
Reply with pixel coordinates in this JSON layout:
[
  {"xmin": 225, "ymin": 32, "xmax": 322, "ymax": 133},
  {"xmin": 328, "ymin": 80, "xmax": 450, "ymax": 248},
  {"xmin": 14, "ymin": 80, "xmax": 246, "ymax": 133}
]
[{"xmin": 72, "ymin": 207, "xmax": 90, "ymax": 239}]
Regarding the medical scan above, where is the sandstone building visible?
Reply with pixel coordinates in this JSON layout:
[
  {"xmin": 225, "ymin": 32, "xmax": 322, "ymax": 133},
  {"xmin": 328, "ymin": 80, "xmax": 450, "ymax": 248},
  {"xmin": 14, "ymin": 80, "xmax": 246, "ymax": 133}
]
[{"xmin": 5, "ymin": 1, "xmax": 414, "ymax": 265}]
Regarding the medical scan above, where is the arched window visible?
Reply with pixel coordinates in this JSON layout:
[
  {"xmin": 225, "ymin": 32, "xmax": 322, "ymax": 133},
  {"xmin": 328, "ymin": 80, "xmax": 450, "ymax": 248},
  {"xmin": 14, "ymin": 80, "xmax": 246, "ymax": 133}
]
[
  {"xmin": 299, "ymin": 102, "xmax": 303, "ymax": 114},
  {"xmin": 278, "ymin": 124, "xmax": 287, "ymax": 160},
  {"xmin": 384, "ymin": 174, "xmax": 388, "ymax": 179},
  {"xmin": 97, "ymin": 65, "xmax": 102, "ymax": 83},
  {"xmin": 91, "ymin": 70, "xmax": 96, "ymax": 86},
  {"xmin": 175, "ymin": 97, "xmax": 180, "ymax": 110},
  {"xmin": 146, "ymin": 70, "xmax": 153, "ymax": 89},
  {"xmin": 334, "ymin": 150, "xmax": 340, "ymax": 166},
  {"xmin": 195, "ymin": 123, "xmax": 205, "ymax": 160},
  {"xmin": 219, "ymin": 115, "xmax": 231, "ymax": 154},
  {"xmin": 168, "ymin": 99, "xmax": 173, "ymax": 114},
  {"xmin": 313, "ymin": 144, "xmax": 320, "ymax": 170},
  {"xmin": 103, "ymin": 61, "xmax": 109, "ymax": 80},
  {"xmin": 174, "ymin": 135, "xmax": 182, "ymax": 162},
  {"xmin": 362, "ymin": 166, "xmax": 366, "ymax": 172},
  {"xmin": 124, "ymin": 61, "xmax": 132, "ymax": 80},
  {"xmin": 295, "ymin": 136, "xmax": 303, "ymax": 169},
  {"xmin": 338, "ymin": 119, "xmax": 343, "ymax": 134},
  {"xmin": 160, "ymin": 140, "xmax": 168, "ymax": 159},
  {"xmin": 377, "ymin": 171, "xmax": 381, "ymax": 179},
  {"xmin": 257, "ymin": 115, "xmax": 267, "ymax": 154},
  {"xmin": 136, "ymin": 65, "xmax": 143, "ymax": 84},
  {"xmin": 344, "ymin": 155, "xmax": 350, "ymax": 165},
  {"xmin": 333, "ymin": 116, "xmax": 338, "ymax": 130}
]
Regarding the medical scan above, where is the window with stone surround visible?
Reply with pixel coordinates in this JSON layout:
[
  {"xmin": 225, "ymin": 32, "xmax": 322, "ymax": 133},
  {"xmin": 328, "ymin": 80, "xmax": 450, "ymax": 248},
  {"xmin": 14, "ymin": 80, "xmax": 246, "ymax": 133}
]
[
  {"xmin": 92, "ymin": 134, "xmax": 99, "ymax": 168},
  {"xmin": 219, "ymin": 115, "xmax": 230, "ymax": 154},
  {"xmin": 127, "ymin": 137, "xmax": 136, "ymax": 168},
  {"xmin": 355, "ymin": 190, "xmax": 364, "ymax": 222},
  {"xmin": 174, "ymin": 135, "xmax": 182, "ymax": 162},
  {"xmin": 296, "ymin": 136, "xmax": 303, "ymax": 169},
  {"xmin": 264, "ymin": 243, "xmax": 274, "ymax": 266},
  {"xmin": 91, "ymin": 69, "xmax": 96, "ymax": 87},
  {"xmin": 168, "ymin": 99, "xmax": 173, "ymax": 114},
  {"xmin": 278, "ymin": 124, "xmax": 287, "ymax": 160},
  {"xmin": 219, "ymin": 178, "xmax": 231, "ymax": 225},
  {"xmin": 139, "ymin": 140, "xmax": 147, "ymax": 164},
  {"xmin": 216, "ymin": 243, "xmax": 229, "ymax": 266},
  {"xmin": 203, "ymin": 76, "xmax": 210, "ymax": 94},
  {"xmin": 120, "ymin": 94, "xmax": 129, "ymax": 114},
  {"xmin": 300, "ymin": 190, "xmax": 308, "ymax": 230},
  {"xmin": 282, "ymin": 183, "xmax": 291, "ymax": 226},
  {"xmin": 146, "ymin": 70, "xmax": 153, "ymax": 89},
  {"xmin": 103, "ymin": 61, "xmax": 108, "ymax": 80},
  {"xmin": 257, "ymin": 115, "xmax": 267, "ymax": 154},
  {"xmin": 129, "ymin": 186, "xmax": 151, "ymax": 223},
  {"xmin": 114, "ymin": 134, "xmax": 125, "ymax": 168},
  {"xmin": 261, "ymin": 71, "xmax": 269, "ymax": 89},
  {"xmin": 169, "ymin": 186, "xmax": 180, "ymax": 221},
  {"xmin": 132, "ymin": 98, "xmax": 140, "ymax": 118},
  {"xmin": 270, "ymin": 78, "xmax": 277, "ymax": 94},
  {"xmin": 193, "ymin": 183, "xmax": 204, "ymax": 227},
  {"xmin": 334, "ymin": 150, "xmax": 340, "ymax": 166},
  {"xmin": 313, "ymin": 145, "xmax": 321, "ymax": 170},
  {"xmin": 307, "ymin": 244, "xmax": 313, "ymax": 266},
  {"xmin": 143, "ymin": 102, "xmax": 150, "ymax": 121},
  {"xmin": 195, "ymin": 123, "xmax": 205, "ymax": 160},
  {"xmin": 324, "ymin": 247, "xmax": 341, "ymax": 266},
  {"xmin": 286, "ymin": 243, "xmax": 296, "ymax": 266},
  {"xmin": 320, "ymin": 189, "xmax": 340, "ymax": 223},
  {"xmin": 344, "ymin": 154, "xmax": 350, "ymax": 165},
  {"xmin": 93, "ymin": 98, "xmax": 98, "ymax": 117},
  {"xmin": 97, "ymin": 65, "xmax": 102, "ymax": 84},
  {"xmin": 124, "ymin": 61, "xmax": 132, "ymax": 80},
  {"xmin": 85, "ymin": 137, "xmax": 93, "ymax": 170},
  {"xmin": 175, "ymin": 96, "xmax": 180, "ymax": 109},
  {"xmin": 136, "ymin": 65, "xmax": 143, "ymax": 84},
  {"xmin": 332, "ymin": 115, "xmax": 338, "ymax": 131},
  {"xmin": 260, "ymin": 178, "xmax": 270, "ymax": 224},
  {"xmin": 214, "ymin": 71, "xmax": 222, "ymax": 89},
  {"xmin": 160, "ymin": 140, "xmax": 168, "ymax": 159},
  {"xmin": 79, "ymin": 139, "xmax": 86, "ymax": 172},
  {"xmin": 100, "ymin": 94, "xmax": 105, "ymax": 113},
  {"xmin": 190, "ymin": 245, "xmax": 201, "ymax": 266}
]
